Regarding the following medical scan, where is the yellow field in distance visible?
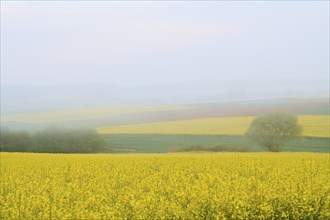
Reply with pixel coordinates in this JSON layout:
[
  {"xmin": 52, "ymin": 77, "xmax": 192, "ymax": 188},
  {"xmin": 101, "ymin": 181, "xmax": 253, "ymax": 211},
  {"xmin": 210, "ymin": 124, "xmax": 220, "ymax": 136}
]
[
  {"xmin": 1, "ymin": 152, "xmax": 329, "ymax": 219},
  {"xmin": 97, "ymin": 115, "xmax": 330, "ymax": 138},
  {"xmin": 1, "ymin": 105, "xmax": 195, "ymax": 123}
]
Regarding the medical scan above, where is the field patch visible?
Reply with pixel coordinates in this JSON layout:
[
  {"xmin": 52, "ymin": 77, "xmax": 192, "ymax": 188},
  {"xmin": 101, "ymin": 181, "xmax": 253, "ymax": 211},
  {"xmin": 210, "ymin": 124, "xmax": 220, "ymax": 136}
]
[
  {"xmin": 98, "ymin": 117, "xmax": 253, "ymax": 135},
  {"xmin": 104, "ymin": 135, "xmax": 329, "ymax": 153},
  {"xmin": 97, "ymin": 115, "xmax": 330, "ymax": 138},
  {"xmin": 298, "ymin": 115, "xmax": 330, "ymax": 138},
  {"xmin": 1, "ymin": 105, "xmax": 195, "ymax": 123},
  {"xmin": 1, "ymin": 98, "xmax": 328, "ymax": 131}
]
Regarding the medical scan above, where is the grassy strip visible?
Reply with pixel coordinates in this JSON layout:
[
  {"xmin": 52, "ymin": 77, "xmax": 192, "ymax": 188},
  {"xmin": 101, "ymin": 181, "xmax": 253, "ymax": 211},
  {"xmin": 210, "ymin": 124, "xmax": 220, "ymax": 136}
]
[{"xmin": 104, "ymin": 134, "xmax": 330, "ymax": 153}]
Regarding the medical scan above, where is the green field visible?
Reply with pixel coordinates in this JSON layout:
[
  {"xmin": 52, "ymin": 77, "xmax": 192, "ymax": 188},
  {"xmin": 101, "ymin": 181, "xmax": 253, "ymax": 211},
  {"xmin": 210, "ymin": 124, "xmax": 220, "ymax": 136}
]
[{"xmin": 104, "ymin": 135, "xmax": 330, "ymax": 153}]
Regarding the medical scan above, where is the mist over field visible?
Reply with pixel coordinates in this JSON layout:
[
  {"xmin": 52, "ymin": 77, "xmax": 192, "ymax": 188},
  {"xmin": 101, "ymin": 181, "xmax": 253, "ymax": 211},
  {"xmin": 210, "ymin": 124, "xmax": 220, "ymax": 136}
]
[
  {"xmin": 0, "ymin": 1, "xmax": 329, "ymax": 149},
  {"xmin": 1, "ymin": 1, "xmax": 329, "ymax": 115},
  {"xmin": 2, "ymin": 78, "xmax": 329, "ymax": 115}
]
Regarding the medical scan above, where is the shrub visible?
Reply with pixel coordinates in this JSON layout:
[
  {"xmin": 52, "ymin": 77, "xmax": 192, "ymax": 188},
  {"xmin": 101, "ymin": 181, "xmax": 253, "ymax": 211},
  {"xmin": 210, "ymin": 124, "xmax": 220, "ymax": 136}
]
[{"xmin": 0, "ymin": 127, "xmax": 107, "ymax": 153}]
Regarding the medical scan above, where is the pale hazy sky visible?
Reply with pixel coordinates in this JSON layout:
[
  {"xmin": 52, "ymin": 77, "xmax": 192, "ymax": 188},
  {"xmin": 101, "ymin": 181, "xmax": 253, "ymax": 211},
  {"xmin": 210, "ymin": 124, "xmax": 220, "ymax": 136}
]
[{"xmin": 1, "ymin": 1, "xmax": 329, "ymax": 86}]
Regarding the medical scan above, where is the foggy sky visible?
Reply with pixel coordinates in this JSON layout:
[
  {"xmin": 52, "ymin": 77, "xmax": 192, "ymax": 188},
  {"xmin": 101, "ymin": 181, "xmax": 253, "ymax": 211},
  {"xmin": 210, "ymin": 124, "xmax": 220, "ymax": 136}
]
[{"xmin": 1, "ymin": 1, "xmax": 329, "ymax": 86}]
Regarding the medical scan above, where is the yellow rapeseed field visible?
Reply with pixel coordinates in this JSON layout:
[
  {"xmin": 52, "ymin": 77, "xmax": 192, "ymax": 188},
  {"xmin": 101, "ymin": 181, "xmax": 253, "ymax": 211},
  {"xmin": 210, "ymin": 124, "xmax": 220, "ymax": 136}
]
[
  {"xmin": 97, "ymin": 115, "xmax": 330, "ymax": 138},
  {"xmin": 1, "ymin": 152, "xmax": 329, "ymax": 219},
  {"xmin": 298, "ymin": 115, "xmax": 330, "ymax": 138}
]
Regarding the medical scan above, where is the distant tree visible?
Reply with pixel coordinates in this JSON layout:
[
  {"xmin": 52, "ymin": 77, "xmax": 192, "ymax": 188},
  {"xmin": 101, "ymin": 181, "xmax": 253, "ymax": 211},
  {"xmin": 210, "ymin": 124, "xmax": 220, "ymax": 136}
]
[{"xmin": 245, "ymin": 112, "xmax": 303, "ymax": 152}]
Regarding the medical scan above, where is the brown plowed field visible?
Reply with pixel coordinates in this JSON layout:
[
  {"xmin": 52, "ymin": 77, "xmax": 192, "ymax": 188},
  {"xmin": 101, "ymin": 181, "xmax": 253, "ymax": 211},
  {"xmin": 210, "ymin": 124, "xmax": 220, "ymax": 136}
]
[{"xmin": 72, "ymin": 99, "xmax": 328, "ymax": 127}]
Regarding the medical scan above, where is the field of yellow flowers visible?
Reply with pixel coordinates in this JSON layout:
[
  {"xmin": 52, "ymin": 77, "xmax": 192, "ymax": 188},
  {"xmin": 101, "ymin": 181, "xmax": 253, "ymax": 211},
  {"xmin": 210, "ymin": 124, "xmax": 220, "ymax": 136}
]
[
  {"xmin": 97, "ymin": 115, "xmax": 330, "ymax": 138},
  {"xmin": 1, "ymin": 152, "xmax": 329, "ymax": 219}
]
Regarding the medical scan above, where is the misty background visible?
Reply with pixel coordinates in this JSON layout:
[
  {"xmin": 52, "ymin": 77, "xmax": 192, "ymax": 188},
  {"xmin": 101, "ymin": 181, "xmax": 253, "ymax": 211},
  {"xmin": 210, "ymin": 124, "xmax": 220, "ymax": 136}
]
[{"xmin": 1, "ymin": 1, "xmax": 329, "ymax": 115}]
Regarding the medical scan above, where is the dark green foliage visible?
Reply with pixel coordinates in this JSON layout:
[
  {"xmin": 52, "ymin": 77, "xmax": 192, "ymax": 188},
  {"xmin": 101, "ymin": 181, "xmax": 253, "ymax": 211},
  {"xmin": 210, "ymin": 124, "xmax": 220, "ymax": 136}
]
[
  {"xmin": 0, "ymin": 127, "xmax": 33, "ymax": 152},
  {"xmin": 0, "ymin": 127, "xmax": 106, "ymax": 153},
  {"xmin": 246, "ymin": 112, "xmax": 303, "ymax": 152},
  {"xmin": 33, "ymin": 127, "xmax": 106, "ymax": 153}
]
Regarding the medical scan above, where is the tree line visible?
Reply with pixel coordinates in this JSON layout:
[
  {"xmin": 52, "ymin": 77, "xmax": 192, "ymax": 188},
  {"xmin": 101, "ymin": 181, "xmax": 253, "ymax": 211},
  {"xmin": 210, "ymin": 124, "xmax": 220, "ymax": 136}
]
[{"xmin": 0, "ymin": 127, "xmax": 107, "ymax": 153}]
